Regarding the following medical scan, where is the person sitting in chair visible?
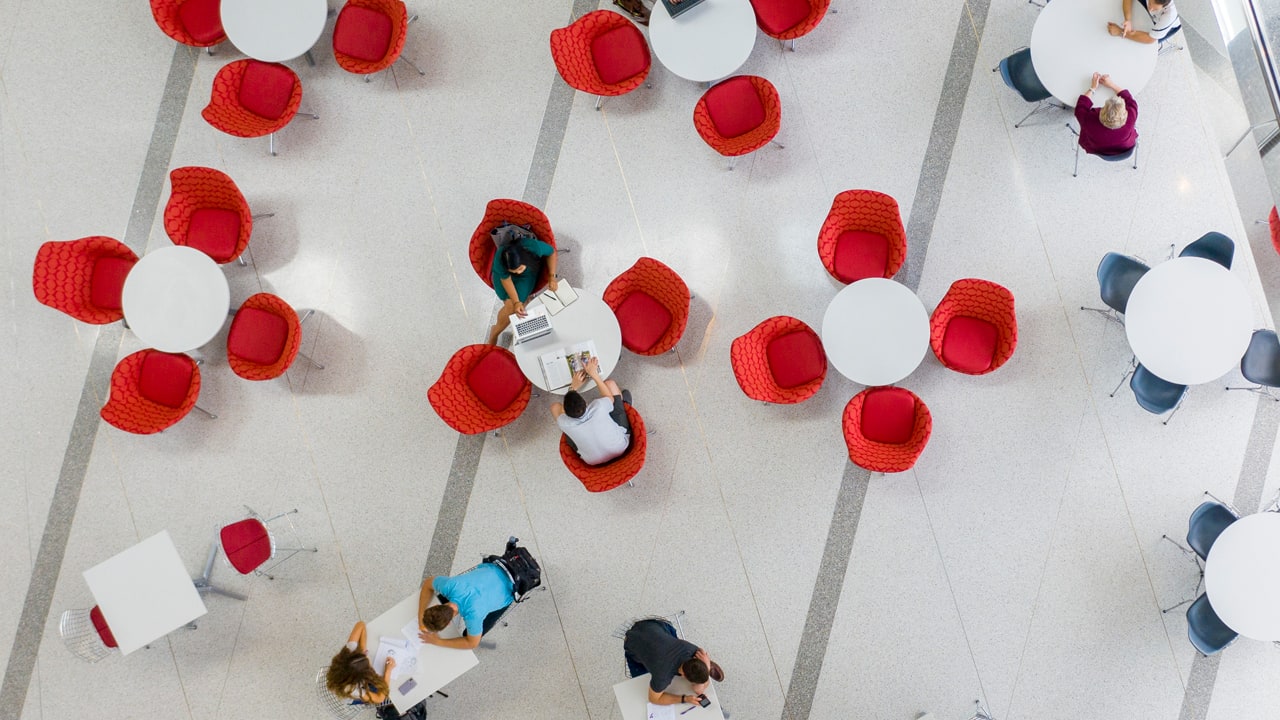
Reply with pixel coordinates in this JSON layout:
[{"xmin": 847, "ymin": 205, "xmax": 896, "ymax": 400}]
[
  {"xmin": 417, "ymin": 564, "xmax": 514, "ymax": 650},
  {"xmin": 487, "ymin": 232, "xmax": 558, "ymax": 345},
  {"xmin": 1108, "ymin": 0, "xmax": 1181, "ymax": 45},
  {"xmin": 1074, "ymin": 72, "xmax": 1137, "ymax": 156},
  {"xmin": 327, "ymin": 621, "xmax": 395, "ymax": 704},
  {"xmin": 623, "ymin": 618, "xmax": 725, "ymax": 706},
  {"xmin": 551, "ymin": 357, "xmax": 632, "ymax": 466}
]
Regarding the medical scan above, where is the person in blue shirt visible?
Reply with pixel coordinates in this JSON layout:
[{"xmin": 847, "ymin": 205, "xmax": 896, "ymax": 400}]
[
  {"xmin": 416, "ymin": 564, "xmax": 515, "ymax": 650},
  {"xmin": 487, "ymin": 236, "xmax": 558, "ymax": 345}
]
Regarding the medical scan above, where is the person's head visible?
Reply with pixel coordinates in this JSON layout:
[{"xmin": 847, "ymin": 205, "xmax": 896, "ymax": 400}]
[
  {"xmin": 1100, "ymin": 96, "xmax": 1128, "ymax": 130},
  {"xmin": 326, "ymin": 646, "xmax": 387, "ymax": 699},
  {"xmin": 680, "ymin": 657, "xmax": 710, "ymax": 685},
  {"xmin": 563, "ymin": 390, "xmax": 587, "ymax": 419},
  {"xmin": 1148, "ymin": 0, "xmax": 1170, "ymax": 8},
  {"xmin": 501, "ymin": 246, "xmax": 528, "ymax": 276},
  {"xmin": 422, "ymin": 603, "xmax": 456, "ymax": 632}
]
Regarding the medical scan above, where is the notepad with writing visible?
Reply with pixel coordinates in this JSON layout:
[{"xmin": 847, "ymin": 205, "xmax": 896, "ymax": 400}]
[
  {"xmin": 540, "ymin": 280, "xmax": 579, "ymax": 315},
  {"xmin": 646, "ymin": 703, "xmax": 676, "ymax": 720}
]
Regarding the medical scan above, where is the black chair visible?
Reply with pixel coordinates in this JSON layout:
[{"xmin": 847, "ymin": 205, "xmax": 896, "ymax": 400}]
[
  {"xmin": 1186, "ymin": 593, "xmax": 1238, "ymax": 656},
  {"xmin": 1067, "ymin": 123, "xmax": 1138, "ymax": 177},
  {"xmin": 1160, "ymin": 492, "xmax": 1240, "ymax": 612},
  {"xmin": 994, "ymin": 48, "xmax": 1058, "ymax": 127},
  {"xmin": 1125, "ymin": 363, "xmax": 1186, "ymax": 424},
  {"xmin": 1179, "ymin": 231, "xmax": 1234, "ymax": 269},
  {"xmin": 1226, "ymin": 329, "xmax": 1280, "ymax": 399},
  {"xmin": 1082, "ymin": 253, "xmax": 1149, "ymax": 325}
]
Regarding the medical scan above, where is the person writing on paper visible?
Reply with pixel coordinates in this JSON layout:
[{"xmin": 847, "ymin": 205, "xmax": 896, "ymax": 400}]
[
  {"xmin": 1075, "ymin": 73, "xmax": 1138, "ymax": 156},
  {"xmin": 551, "ymin": 357, "xmax": 632, "ymax": 465},
  {"xmin": 623, "ymin": 619, "xmax": 725, "ymax": 706},
  {"xmin": 416, "ymin": 564, "xmax": 514, "ymax": 650},
  {"xmin": 1108, "ymin": 0, "xmax": 1181, "ymax": 45},
  {"xmin": 327, "ymin": 621, "xmax": 395, "ymax": 705},
  {"xmin": 487, "ymin": 235, "xmax": 559, "ymax": 345}
]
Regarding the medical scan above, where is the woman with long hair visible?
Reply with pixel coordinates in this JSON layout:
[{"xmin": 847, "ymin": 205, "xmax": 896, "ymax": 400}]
[{"xmin": 326, "ymin": 621, "xmax": 394, "ymax": 705}]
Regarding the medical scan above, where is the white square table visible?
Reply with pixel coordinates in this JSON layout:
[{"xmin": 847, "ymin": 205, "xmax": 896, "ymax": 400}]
[
  {"xmin": 365, "ymin": 591, "xmax": 479, "ymax": 713},
  {"xmin": 82, "ymin": 530, "xmax": 207, "ymax": 655},
  {"xmin": 613, "ymin": 673, "xmax": 723, "ymax": 720}
]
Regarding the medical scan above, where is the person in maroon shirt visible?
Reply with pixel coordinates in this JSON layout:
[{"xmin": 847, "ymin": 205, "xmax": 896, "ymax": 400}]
[{"xmin": 1075, "ymin": 72, "xmax": 1138, "ymax": 156}]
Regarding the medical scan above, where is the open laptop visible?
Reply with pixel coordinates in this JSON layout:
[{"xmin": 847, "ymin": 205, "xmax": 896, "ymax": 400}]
[{"xmin": 511, "ymin": 304, "xmax": 553, "ymax": 345}]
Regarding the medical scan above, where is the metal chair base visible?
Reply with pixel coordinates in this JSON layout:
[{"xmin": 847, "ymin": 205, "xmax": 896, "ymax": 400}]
[
  {"xmin": 1159, "ymin": 534, "xmax": 1202, "ymax": 613},
  {"xmin": 1225, "ymin": 384, "xmax": 1280, "ymax": 400},
  {"xmin": 1080, "ymin": 305, "xmax": 1123, "ymax": 326}
]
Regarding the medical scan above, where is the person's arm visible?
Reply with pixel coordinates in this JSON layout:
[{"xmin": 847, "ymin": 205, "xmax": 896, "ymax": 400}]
[
  {"xmin": 546, "ymin": 250, "xmax": 559, "ymax": 292},
  {"xmin": 417, "ymin": 576, "xmax": 437, "ymax": 632},
  {"xmin": 1121, "ymin": 0, "xmax": 1133, "ymax": 34},
  {"xmin": 647, "ymin": 687, "xmax": 694, "ymax": 705},
  {"xmin": 363, "ymin": 657, "xmax": 394, "ymax": 704},
  {"xmin": 347, "ymin": 621, "xmax": 367, "ymax": 653},
  {"xmin": 550, "ymin": 402, "xmax": 565, "ymax": 419},
  {"xmin": 421, "ymin": 633, "xmax": 482, "ymax": 650},
  {"xmin": 584, "ymin": 357, "xmax": 615, "ymax": 400},
  {"xmin": 500, "ymin": 277, "xmax": 526, "ymax": 316}
]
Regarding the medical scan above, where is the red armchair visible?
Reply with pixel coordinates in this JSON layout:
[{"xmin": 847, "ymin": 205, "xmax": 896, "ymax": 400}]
[
  {"xmin": 693, "ymin": 76, "xmax": 782, "ymax": 168},
  {"xmin": 843, "ymin": 387, "xmax": 932, "ymax": 473},
  {"xmin": 32, "ymin": 237, "xmax": 138, "ymax": 325},
  {"xmin": 816, "ymin": 190, "xmax": 908, "ymax": 284},
  {"xmin": 559, "ymin": 405, "xmax": 647, "ymax": 492},
  {"xmin": 749, "ymin": 0, "xmax": 831, "ymax": 47},
  {"xmin": 202, "ymin": 60, "xmax": 315, "ymax": 156},
  {"xmin": 332, "ymin": 0, "xmax": 425, "ymax": 79},
  {"xmin": 164, "ymin": 167, "xmax": 263, "ymax": 265},
  {"xmin": 226, "ymin": 293, "xmax": 324, "ymax": 381},
  {"xmin": 603, "ymin": 257, "xmax": 691, "ymax": 355},
  {"xmin": 468, "ymin": 199, "xmax": 557, "ymax": 291},
  {"xmin": 100, "ymin": 350, "xmax": 208, "ymax": 434},
  {"xmin": 1269, "ymin": 206, "xmax": 1280, "ymax": 256},
  {"xmin": 428, "ymin": 345, "xmax": 532, "ymax": 434},
  {"xmin": 149, "ymin": 0, "xmax": 226, "ymax": 50},
  {"xmin": 730, "ymin": 316, "xmax": 826, "ymax": 404},
  {"xmin": 929, "ymin": 279, "xmax": 1017, "ymax": 375},
  {"xmin": 550, "ymin": 10, "xmax": 651, "ymax": 111}
]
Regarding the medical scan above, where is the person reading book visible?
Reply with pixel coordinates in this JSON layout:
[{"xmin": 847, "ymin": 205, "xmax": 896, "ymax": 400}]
[
  {"xmin": 487, "ymin": 234, "xmax": 558, "ymax": 345},
  {"xmin": 551, "ymin": 357, "xmax": 632, "ymax": 465}
]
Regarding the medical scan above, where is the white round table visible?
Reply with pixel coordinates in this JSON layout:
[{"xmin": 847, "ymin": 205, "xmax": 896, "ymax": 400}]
[
  {"xmin": 649, "ymin": 0, "xmax": 758, "ymax": 83},
  {"xmin": 512, "ymin": 293, "xmax": 623, "ymax": 395},
  {"xmin": 221, "ymin": 0, "xmax": 329, "ymax": 62},
  {"xmin": 1030, "ymin": 0, "xmax": 1158, "ymax": 105},
  {"xmin": 1205, "ymin": 512, "xmax": 1280, "ymax": 640},
  {"xmin": 122, "ymin": 246, "xmax": 230, "ymax": 353},
  {"xmin": 1124, "ymin": 257, "xmax": 1253, "ymax": 385},
  {"xmin": 821, "ymin": 278, "xmax": 930, "ymax": 386}
]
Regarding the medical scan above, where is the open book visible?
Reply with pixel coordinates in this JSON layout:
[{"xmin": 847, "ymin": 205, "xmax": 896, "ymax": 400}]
[
  {"xmin": 540, "ymin": 340, "xmax": 598, "ymax": 390},
  {"xmin": 540, "ymin": 279, "xmax": 579, "ymax": 316}
]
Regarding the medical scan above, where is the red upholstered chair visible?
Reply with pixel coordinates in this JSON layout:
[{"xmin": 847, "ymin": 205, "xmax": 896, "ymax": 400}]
[
  {"xmin": 468, "ymin": 199, "xmax": 557, "ymax": 292},
  {"xmin": 212, "ymin": 507, "xmax": 317, "ymax": 581},
  {"xmin": 100, "ymin": 350, "xmax": 212, "ymax": 435},
  {"xmin": 816, "ymin": 190, "xmax": 908, "ymax": 284},
  {"xmin": 693, "ymin": 75, "xmax": 783, "ymax": 169},
  {"xmin": 32, "ymin": 237, "xmax": 138, "ymax": 325},
  {"xmin": 227, "ymin": 293, "xmax": 324, "ymax": 381},
  {"xmin": 929, "ymin": 279, "xmax": 1018, "ymax": 375},
  {"xmin": 57, "ymin": 607, "xmax": 118, "ymax": 663},
  {"xmin": 559, "ymin": 405, "xmax": 647, "ymax": 492},
  {"xmin": 149, "ymin": 0, "xmax": 226, "ymax": 51},
  {"xmin": 202, "ymin": 60, "xmax": 316, "ymax": 156},
  {"xmin": 164, "ymin": 167, "xmax": 270, "ymax": 266},
  {"xmin": 1268, "ymin": 206, "xmax": 1280, "ymax": 256},
  {"xmin": 749, "ymin": 0, "xmax": 831, "ymax": 48},
  {"xmin": 603, "ymin": 257, "xmax": 691, "ymax": 356},
  {"xmin": 550, "ymin": 10, "xmax": 651, "ymax": 111},
  {"xmin": 332, "ymin": 0, "xmax": 425, "ymax": 80},
  {"xmin": 428, "ymin": 345, "xmax": 533, "ymax": 434},
  {"xmin": 730, "ymin": 316, "xmax": 826, "ymax": 404},
  {"xmin": 843, "ymin": 387, "xmax": 932, "ymax": 473}
]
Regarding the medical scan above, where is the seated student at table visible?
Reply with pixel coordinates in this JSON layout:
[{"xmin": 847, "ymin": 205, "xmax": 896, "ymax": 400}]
[
  {"xmin": 623, "ymin": 618, "xmax": 725, "ymax": 706},
  {"xmin": 1108, "ymin": 0, "xmax": 1181, "ymax": 45},
  {"xmin": 1075, "ymin": 73, "xmax": 1137, "ymax": 155},
  {"xmin": 327, "ymin": 621, "xmax": 395, "ymax": 705},
  {"xmin": 486, "ymin": 233, "xmax": 559, "ymax": 345},
  {"xmin": 551, "ymin": 357, "xmax": 632, "ymax": 466},
  {"xmin": 416, "ymin": 564, "xmax": 514, "ymax": 650}
]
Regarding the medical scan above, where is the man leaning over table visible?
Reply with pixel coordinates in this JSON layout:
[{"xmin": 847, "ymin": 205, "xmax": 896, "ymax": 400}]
[
  {"xmin": 416, "ymin": 564, "xmax": 514, "ymax": 650},
  {"xmin": 623, "ymin": 618, "xmax": 725, "ymax": 706}
]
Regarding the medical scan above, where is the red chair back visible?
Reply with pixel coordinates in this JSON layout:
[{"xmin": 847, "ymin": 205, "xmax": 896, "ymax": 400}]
[
  {"xmin": 603, "ymin": 257, "xmax": 691, "ymax": 355},
  {"xmin": 730, "ymin": 316, "xmax": 826, "ymax": 404},
  {"xmin": 89, "ymin": 606, "xmax": 118, "ymax": 648},
  {"xmin": 693, "ymin": 76, "xmax": 781, "ymax": 158},
  {"xmin": 929, "ymin": 279, "xmax": 1017, "ymax": 375},
  {"xmin": 816, "ymin": 190, "xmax": 908, "ymax": 284},
  {"xmin": 33, "ymin": 237, "xmax": 138, "ymax": 325},
  {"xmin": 550, "ymin": 10, "xmax": 651, "ymax": 97},
  {"xmin": 220, "ymin": 518, "xmax": 273, "ymax": 574},
  {"xmin": 202, "ymin": 60, "xmax": 303, "ymax": 139},
  {"xmin": 467, "ymin": 199, "xmax": 557, "ymax": 291},
  {"xmin": 100, "ymin": 350, "xmax": 201, "ymax": 434},
  {"xmin": 149, "ymin": 0, "xmax": 226, "ymax": 47},
  {"xmin": 164, "ymin": 167, "xmax": 253, "ymax": 264},
  {"xmin": 843, "ymin": 387, "xmax": 932, "ymax": 473},
  {"xmin": 333, "ymin": 0, "xmax": 409, "ymax": 75},
  {"xmin": 427, "ymin": 345, "xmax": 532, "ymax": 434},
  {"xmin": 1269, "ymin": 207, "xmax": 1280, "ymax": 256},
  {"xmin": 559, "ymin": 405, "xmax": 647, "ymax": 491},
  {"xmin": 749, "ymin": 0, "xmax": 830, "ymax": 40},
  {"xmin": 227, "ymin": 293, "xmax": 302, "ymax": 380}
]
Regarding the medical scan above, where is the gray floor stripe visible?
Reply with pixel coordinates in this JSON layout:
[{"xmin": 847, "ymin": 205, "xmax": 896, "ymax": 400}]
[
  {"xmin": 0, "ymin": 44, "xmax": 196, "ymax": 720},
  {"xmin": 781, "ymin": 3, "xmax": 991, "ymax": 718}
]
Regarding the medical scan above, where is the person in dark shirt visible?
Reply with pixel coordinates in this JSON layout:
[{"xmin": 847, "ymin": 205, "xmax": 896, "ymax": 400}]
[
  {"xmin": 622, "ymin": 619, "xmax": 725, "ymax": 706},
  {"xmin": 1074, "ymin": 72, "xmax": 1137, "ymax": 156},
  {"xmin": 486, "ymin": 235, "xmax": 558, "ymax": 345}
]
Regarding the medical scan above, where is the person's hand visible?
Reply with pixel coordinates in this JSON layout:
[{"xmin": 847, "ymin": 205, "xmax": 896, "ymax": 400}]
[
  {"xmin": 1107, "ymin": 21, "xmax": 1123, "ymax": 37},
  {"xmin": 570, "ymin": 370, "xmax": 587, "ymax": 391},
  {"xmin": 514, "ymin": 301, "xmax": 527, "ymax": 318},
  {"xmin": 695, "ymin": 648, "xmax": 711, "ymax": 666},
  {"xmin": 586, "ymin": 357, "xmax": 600, "ymax": 376},
  {"xmin": 1090, "ymin": 72, "xmax": 1101, "ymax": 90},
  {"xmin": 418, "ymin": 629, "xmax": 440, "ymax": 645},
  {"xmin": 549, "ymin": 276, "xmax": 559, "ymax": 292},
  {"xmin": 1122, "ymin": 19, "xmax": 1133, "ymax": 36},
  {"xmin": 384, "ymin": 657, "xmax": 396, "ymax": 672}
]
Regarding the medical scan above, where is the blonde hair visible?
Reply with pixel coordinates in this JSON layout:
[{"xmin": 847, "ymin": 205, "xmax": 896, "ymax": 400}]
[{"xmin": 1100, "ymin": 97, "xmax": 1128, "ymax": 130}]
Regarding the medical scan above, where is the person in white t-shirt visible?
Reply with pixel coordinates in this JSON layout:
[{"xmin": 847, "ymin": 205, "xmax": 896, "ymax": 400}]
[
  {"xmin": 551, "ymin": 357, "xmax": 632, "ymax": 465},
  {"xmin": 1109, "ymin": 0, "xmax": 1181, "ymax": 45}
]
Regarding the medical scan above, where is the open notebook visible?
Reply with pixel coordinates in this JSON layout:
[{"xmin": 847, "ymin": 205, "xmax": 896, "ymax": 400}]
[
  {"xmin": 539, "ymin": 279, "xmax": 579, "ymax": 315},
  {"xmin": 540, "ymin": 340, "xmax": 598, "ymax": 390}
]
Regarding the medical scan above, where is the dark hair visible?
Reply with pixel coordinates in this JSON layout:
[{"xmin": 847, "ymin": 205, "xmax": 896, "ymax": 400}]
[
  {"xmin": 501, "ymin": 246, "xmax": 525, "ymax": 273},
  {"xmin": 563, "ymin": 391, "xmax": 586, "ymax": 418},
  {"xmin": 681, "ymin": 657, "xmax": 709, "ymax": 684},
  {"xmin": 422, "ymin": 604, "xmax": 456, "ymax": 632},
  {"xmin": 326, "ymin": 646, "xmax": 387, "ymax": 700}
]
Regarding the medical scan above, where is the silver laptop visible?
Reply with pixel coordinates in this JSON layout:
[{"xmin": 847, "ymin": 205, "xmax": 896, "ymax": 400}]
[{"xmin": 511, "ymin": 304, "xmax": 553, "ymax": 344}]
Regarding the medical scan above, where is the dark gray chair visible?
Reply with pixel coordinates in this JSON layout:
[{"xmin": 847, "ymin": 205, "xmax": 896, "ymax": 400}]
[
  {"xmin": 994, "ymin": 48, "xmax": 1058, "ymax": 127},
  {"xmin": 1179, "ymin": 231, "xmax": 1234, "ymax": 269},
  {"xmin": 1186, "ymin": 593, "xmax": 1238, "ymax": 656},
  {"xmin": 1082, "ymin": 252, "xmax": 1149, "ymax": 325},
  {"xmin": 1127, "ymin": 363, "xmax": 1186, "ymax": 424},
  {"xmin": 1067, "ymin": 123, "xmax": 1137, "ymax": 177},
  {"xmin": 1226, "ymin": 329, "xmax": 1280, "ymax": 399},
  {"xmin": 1161, "ymin": 492, "xmax": 1240, "ymax": 612}
]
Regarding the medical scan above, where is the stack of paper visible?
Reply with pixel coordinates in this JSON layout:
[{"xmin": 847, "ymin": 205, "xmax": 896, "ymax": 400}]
[{"xmin": 373, "ymin": 636, "xmax": 418, "ymax": 680}]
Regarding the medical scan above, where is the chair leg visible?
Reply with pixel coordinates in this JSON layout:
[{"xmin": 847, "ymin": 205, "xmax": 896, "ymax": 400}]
[
  {"xmin": 251, "ymin": 213, "xmax": 274, "ymax": 219},
  {"xmin": 1225, "ymin": 384, "xmax": 1280, "ymax": 400},
  {"xmin": 772, "ymin": 138, "xmax": 785, "ymax": 149},
  {"xmin": 1080, "ymin": 306, "xmax": 1123, "ymax": 325},
  {"xmin": 1073, "ymin": 142, "xmax": 1080, "ymax": 177},
  {"xmin": 1162, "ymin": 394, "xmax": 1186, "ymax": 425},
  {"xmin": 298, "ymin": 351, "xmax": 325, "ymax": 369},
  {"xmin": 1133, "ymin": 140, "xmax": 1139, "ymax": 169},
  {"xmin": 595, "ymin": 96, "xmax": 604, "ymax": 111},
  {"xmin": 305, "ymin": 49, "xmax": 317, "ymax": 67},
  {"xmin": 269, "ymin": 132, "xmax": 276, "ymax": 157},
  {"xmin": 399, "ymin": 54, "xmax": 426, "ymax": 76},
  {"xmin": 193, "ymin": 404, "xmax": 218, "ymax": 419},
  {"xmin": 299, "ymin": 109, "xmax": 320, "ymax": 120},
  {"xmin": 1014, "ymin": 101, "xmax": 1048, "ymax": 128},
  {"xmin": 727, "ymin": 155, "xmax": 738, "ymax": 171},
  {"xmin": 365, "ymin": 74, "xmax": 373, "ymax": 83},
  {"xmin": 1109, "ymin": 358, "xmax": 1137, "ymax": 397},
  {"xmin": 206, "ymin": 45, "xmax": 215, "ymax": 56}
]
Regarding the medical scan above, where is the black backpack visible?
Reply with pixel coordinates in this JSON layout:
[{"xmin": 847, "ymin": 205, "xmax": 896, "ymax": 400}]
[{"xmin": 484, "ymin": 537, "xmax": 542, "ymax": 599}]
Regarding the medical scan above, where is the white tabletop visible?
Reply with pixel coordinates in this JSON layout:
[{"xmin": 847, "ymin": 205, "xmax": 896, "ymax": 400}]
[
  {"xmin": 122, "ymin": 245, "xmax": 230, "ymax": 353},
  {"xmin": 221, "ymin": 0, "xmax": 329, "ymax": 62},
  {"xmin": 821, "ymin": 278, "xmax": 930, "ymax": 386},
  {"xmin": 1030, "ymin": 0, "xmax": 1158, "ymax": 105},
  {"xmin": 613, "ymin": 673, "xmax": 723, "ymax": 720},
  {"xmin": 365, "ymin": 591, "xmax": 479, "ymax": 713},
  {"xmin": 1205, "ymin": 512, "xmax": 1280, "ymax": 640},
  {"xmin": 649, "ymin": 0, "xmax": 757, "ymax": 83},
  {"xmin": 512, "ymin": 292, "xmax": 623, "ymax": 395},
  {"xmin": 1124, "ymin": 257, "xmax": 1253, "ymax": 385},
  {"xmin": 82, "ymin": 531, "xmax": 208, "ymax": 655}
]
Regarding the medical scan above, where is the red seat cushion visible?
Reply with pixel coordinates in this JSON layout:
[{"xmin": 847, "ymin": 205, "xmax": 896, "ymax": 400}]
[
  {"xmin": 704, "ymin": 77, "xmax": 767, "ymax": 139},
  {"xmin": 89, "ymin": 257, "xmax": 133, "ymax": 310},
  {"xmin": 615, "ymin": 291, "xmax": 673, "ymax": 353},
  {"xmin": 220, "ymin": 518, "xmax": 272, "ymax": 574},
  {"xmin": 832, "ymin": 230, "xmax": 890, "ymax": 283},
  {"xmin": 185, "ymin": 208, "xmax": 241, "ymax": 261},
  {"xmin": 228, "ymin": 307, "xmax": 290, "ymax": 365},
  {"xmin": 467, "ymin": 350, "xmax": 526, "ymax": 412},
  {"xmin": 942, "ymin": 315, "xmax": 998, "ymax": 373},
  {"xmin": 766, "ymin": 330, "xmax": 825, "ymax": 389},
  {"xmin": 177, "ymin": 0, "xmax": 225, "ymax": 44},
  {"xmin": 138, "ymin": 352, "xmax": 195, "ymax": 409},
  {"xmin": 333, "ymin": 5, "xmax": 394, "ymax": 62},
  {"xmin": 752, "ymin": 0, "xmax": 812, "ymax": 35},
  {"xmin": 859, "ymin": 388, "xmax": 916, "ymax": 444},
  {"xmin": 89, "ymin": 606, "xmax": 118, "ymax": 648},
  {"xmin": 590, "ymin": 25, "xmax": 650, "ymax": 86},
  {"xmin": 238, "ymin": 62, "xmax": 297, "ymax": 120}
]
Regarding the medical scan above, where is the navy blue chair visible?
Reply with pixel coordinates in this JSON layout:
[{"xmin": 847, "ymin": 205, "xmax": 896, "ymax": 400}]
[
  {"xmin": 1068, "ymin": 123, "xmax": 1138, "ymax": 177},
  {"xmin": 994, "ymin": 48, "xmax": 1056, "ymax": 128},
  {"xmin": 1179, "ymin": 232, "xmax": 1234, "ymax": 269},
  {"xmin": 1161, "ymin": 492, "xmax": 1239, "ymax": 613},
  {"xmin": 1127, "ymin": 363, "xmax": 1186, "ymax": 424},
  {"xmin": 1226, "ymin": 329, "xmax": 1280, "ymax": 399},
  {"xmin": 1186, "ymin": 593, "xmax": 1238, "ymax": 656},
  {"xmin": 1082, "ymin": 253, "xmax": 1149, "ymax": 325}
]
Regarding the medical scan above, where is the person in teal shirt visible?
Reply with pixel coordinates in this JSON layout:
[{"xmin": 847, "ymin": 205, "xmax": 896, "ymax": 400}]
[
  {"xmin": 487, "ymin": 236, "xmax": 558, "ymax": 345},
  {"xmin": 416, "ymin": 564, "xmax": 515, "ymax": 649}
]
